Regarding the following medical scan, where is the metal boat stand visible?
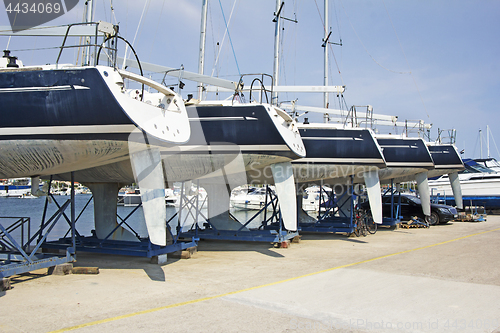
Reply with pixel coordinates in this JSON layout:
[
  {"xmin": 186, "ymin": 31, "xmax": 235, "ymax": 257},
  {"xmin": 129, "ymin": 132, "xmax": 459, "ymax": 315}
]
[
  {"xmin": 0, "ymin": 174, "xmax": 77, "ymax": 279},
  {"xmin": 298, "ymin": 178, "xmax": 356, "ymax": 234},
  {"xmin": 380, "ymin": 179, "xmax": 402, "ymax": 226},
  {"xmin": 41, "ymin": 178, "xmax": 197, "ymax": 258},
  {"xmin": 179, "ymin": 184, "xmax": 298, "ymax": 244},
  {"xmin": 166, "ymin": 182, "xmax": 206, "ymax": 234}
]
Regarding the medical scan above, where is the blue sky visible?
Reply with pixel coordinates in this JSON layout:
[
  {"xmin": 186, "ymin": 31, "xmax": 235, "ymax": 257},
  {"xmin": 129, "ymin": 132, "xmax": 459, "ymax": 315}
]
[{"xmin": 1, "ymin": 0, "xmax": 499, "ymax": 158}]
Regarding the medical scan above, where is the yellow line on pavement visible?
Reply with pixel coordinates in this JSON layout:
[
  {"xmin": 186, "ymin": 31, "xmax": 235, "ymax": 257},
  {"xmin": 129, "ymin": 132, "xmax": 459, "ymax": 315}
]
[{"xmin": 50, "ymin": 226, "xmax": 500, "ymax": 332}]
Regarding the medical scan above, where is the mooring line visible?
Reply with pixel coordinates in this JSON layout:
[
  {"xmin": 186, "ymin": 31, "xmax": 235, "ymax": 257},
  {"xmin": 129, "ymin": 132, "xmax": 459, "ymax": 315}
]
[{"xmin": 49, "ymin": 226, "xmax": 500, "ymax": 332}]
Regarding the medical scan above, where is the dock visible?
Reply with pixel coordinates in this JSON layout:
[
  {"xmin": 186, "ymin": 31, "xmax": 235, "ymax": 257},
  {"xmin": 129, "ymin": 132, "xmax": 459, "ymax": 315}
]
[{"xmin": 1, "ymin": 217, "xmax": 500, "ymax": 332}]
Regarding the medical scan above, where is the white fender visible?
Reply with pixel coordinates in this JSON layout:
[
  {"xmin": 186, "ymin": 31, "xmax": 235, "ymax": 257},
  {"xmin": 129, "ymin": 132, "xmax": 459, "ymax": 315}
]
[
  {"xmin": 449, "ymin": 172, "xmax": 463, "ymax": 209},
  {"xmin": 364, "ymin": 170, "xmax": 382, "ymax": 224},
  {"xmin": 415, "ymin": 171, "xmax": 431, "ymax": 216},
  {"xmin": 271, "ymin": 162, "xmax": 297, "ymax": 231},
  {"xmin": 129, "ymin": 146, "xmax": 167, "ymax": 246}
]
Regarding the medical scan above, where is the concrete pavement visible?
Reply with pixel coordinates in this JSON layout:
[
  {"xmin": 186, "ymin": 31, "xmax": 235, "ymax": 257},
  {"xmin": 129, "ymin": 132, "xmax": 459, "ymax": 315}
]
[{"xmin": 1, "ymin": 217, "xmax": 499, "ymax": 332}]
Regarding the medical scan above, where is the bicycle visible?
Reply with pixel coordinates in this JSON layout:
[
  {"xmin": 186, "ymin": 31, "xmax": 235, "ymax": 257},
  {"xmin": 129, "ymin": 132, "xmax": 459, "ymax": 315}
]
[
  {"xmin": 363, "ymin": 212, "xmax": 377, "ymax": 234},
  {"xmin": 351, "ymin": 209, "xmax": 377, "ymax": 236}
]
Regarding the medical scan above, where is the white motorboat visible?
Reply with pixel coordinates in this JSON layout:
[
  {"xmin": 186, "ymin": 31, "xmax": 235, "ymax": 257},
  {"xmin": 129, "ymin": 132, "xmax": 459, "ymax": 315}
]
[
  {"xmin": 429, "ymin": 159, "xmax": 500, "ymax": 209},
  {"xmin": 301, "ymin": 186, "xmax": 333, "ymax": 212},
  {"xmin": 230, "ymin": 187, "xmax": 273, "ymax": 211},
  {"xmin": 474, "ymin": 158, "xmax": 500, "ymax": 173},
  {"xmin": 0, "ymin": 178, "xmax": 34, "ymax": 197}
]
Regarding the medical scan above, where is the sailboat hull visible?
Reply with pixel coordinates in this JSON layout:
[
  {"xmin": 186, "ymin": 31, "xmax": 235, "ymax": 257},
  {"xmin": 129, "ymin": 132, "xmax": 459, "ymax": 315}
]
[
  {"xmin": 0, "ymin": 65, "xmax": 189, "ymax": 179},
  {"xmin": 292, "ymin": 126, "xmax": 386, "ymax": 185},
  {"xmin": 50, "ymin": 103, "xmax": 305, "ymax": 186}
]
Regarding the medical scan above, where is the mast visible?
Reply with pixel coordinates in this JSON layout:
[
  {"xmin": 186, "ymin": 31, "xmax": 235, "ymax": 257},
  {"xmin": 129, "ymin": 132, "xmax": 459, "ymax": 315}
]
[
  {"xmin": 487, "ymin": 125, "xmax": 491, "ymax": 158},
  {"xmin": 197, "ymin": 0, "xmax": 209, "ymax": 100},
  {"xmin": 272, "ymin": 0, "xmax": 282, "ymax": 105},
  {"xmin": 323, "ymin": 0, "xmax": 329, "ymax": 122},
  {"xmin": 480, "ymin": 129, "xmax": 483, "ymax": 159},
  {"xmin": 83, "ymin": 0, "xmax": 93, "ymax": 66}
]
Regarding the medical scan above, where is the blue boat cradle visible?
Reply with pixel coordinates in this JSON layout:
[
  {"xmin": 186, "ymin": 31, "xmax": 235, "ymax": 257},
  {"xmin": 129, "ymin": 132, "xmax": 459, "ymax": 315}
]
[
  {"xmin": 176, "ymin": 181, "xmax": 299, "ymax": 244},
  {"xmin": 41, "ymin": 179, "xmax": 198, "ymax": 258},
  {"xmin": 1, "ymin": 178, "xmax": 76, "ymax": 279}
]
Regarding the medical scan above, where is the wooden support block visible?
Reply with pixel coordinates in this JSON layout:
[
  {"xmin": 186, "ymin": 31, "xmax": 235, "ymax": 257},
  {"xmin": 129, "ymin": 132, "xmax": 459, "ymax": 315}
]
[
  {"xmin": 72, "ymin": 267, "xmax": 99, "ymax": 274},
  {"xmin": 292, "ymin": 235, "xmax": 302, "ymax": 243},
  {"xmin": 170, "ymin": 250, "xmax": 192, "ymax": 259},
  {"xmin": 1, "ymin": 278, "xmax": 11, "ymax": 291},
  {"xmin": 186, "ymin": 246, "xmax": 198, "ymax": 255},
  {"xmin": 275, "ymin": 240, "xmax": 291, "ymax": 248},
  {"xmin": 47, "ymin": 263, "xmax": 73, "ymax": 275}
]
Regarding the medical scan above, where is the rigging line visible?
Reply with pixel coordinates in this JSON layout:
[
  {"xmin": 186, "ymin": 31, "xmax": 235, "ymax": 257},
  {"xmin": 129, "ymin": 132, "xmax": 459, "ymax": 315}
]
[
  {"xmin": 472, "ymin": 130, "xmax": 479, "ymax": 158},
  {"xmin": 29, "ymin": 35, "xmax": 38, "ymax": 66},
  {"xmin": 76, "ymin": 8, "xmax": 86, "ymax": 66},
  {"xmin": 146, "ymin": 0, "xmax": 166, "ymax": 62},
  {"xmin": 382, "ymin": 0, "xmax": 429, "ymax": 120},
  {"xmin": 5, "ymin": 36, "xmax": 12, "ymax": 50},
  {"xmin": 10, "ymin": 46, "xmax": 72, "ymax": 52},
  {"xmin": 485, "ymin": 128, "xmax": 500, "ymax": 159},
  {"xmin": 280, "ymin": 21, "xmax": 288, "ymax": 101},
  {"xmin": 124, "ymin": 0, "xmax": 128, "ymax": 42},
  {"xmin": 328, "ymin": 42, "xmax": 344, "ymax": 85},
  {"xmin": 293, "ymin": 29, "xmax": 297, "ymax": 87},
  {"xmin": 279, "ymin": 2, "xmax": 289, "ymax": 87},
  {"xmin": 208, "ymin": 2, "xmax": 220, "ymax": 80},
  {"xmin": 110, "ymin": 0, "xmax": 117, "ymax": 24},
  {"xmin": 293, "ymin": 0, "xmax": 299, "ymax": 85},
  {"xmin": 210, "ymin": 1, "xmax": 231, "ymax": 77},
  {"xmin": 330, "ymin": 0, "xmax": 344, "ymax": 84},
  {"xmin": 339, "ymin": 0, "xmax": 410, "ymax": 75},
  {"xmin": 491, "ymin": 133, "xmax": 500, "ymax": 159},
  {"xmin": 125, "ymin": 0, "xmax": 150, "ymax": 63},
  {"xmin": 0, "ymin": 23, "xmax": 97, "ymax": 33},
  {"xmin": 216, "ymin": 0, "xmax": 241, "ymax": 76},
  {"xmin": 332, "ymin": 0, "xmax": 341, "ymax": 42},
  {"xmin": 100, "ymin": 0, "xmax": 108, "ymax": 22},
  {"xmin": 313, "ymin": 0, "xmax": 343, "ymax": 84},
  {"xmin": 133, "ymin": 0, "xmax": 152, "ymax": 58}
]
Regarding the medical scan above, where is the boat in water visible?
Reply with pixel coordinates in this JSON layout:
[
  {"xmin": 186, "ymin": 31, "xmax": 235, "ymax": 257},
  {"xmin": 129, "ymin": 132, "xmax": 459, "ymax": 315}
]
[{"xmin": 0, "ymin": 178, "xmax": 35, "ymax": 197}]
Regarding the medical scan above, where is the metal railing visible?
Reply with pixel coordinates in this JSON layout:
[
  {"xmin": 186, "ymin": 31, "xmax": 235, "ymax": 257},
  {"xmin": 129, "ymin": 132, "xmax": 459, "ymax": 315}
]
[{"xmin": 56, "ymin": 22, "xmax": 118, "ymax": 68}]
